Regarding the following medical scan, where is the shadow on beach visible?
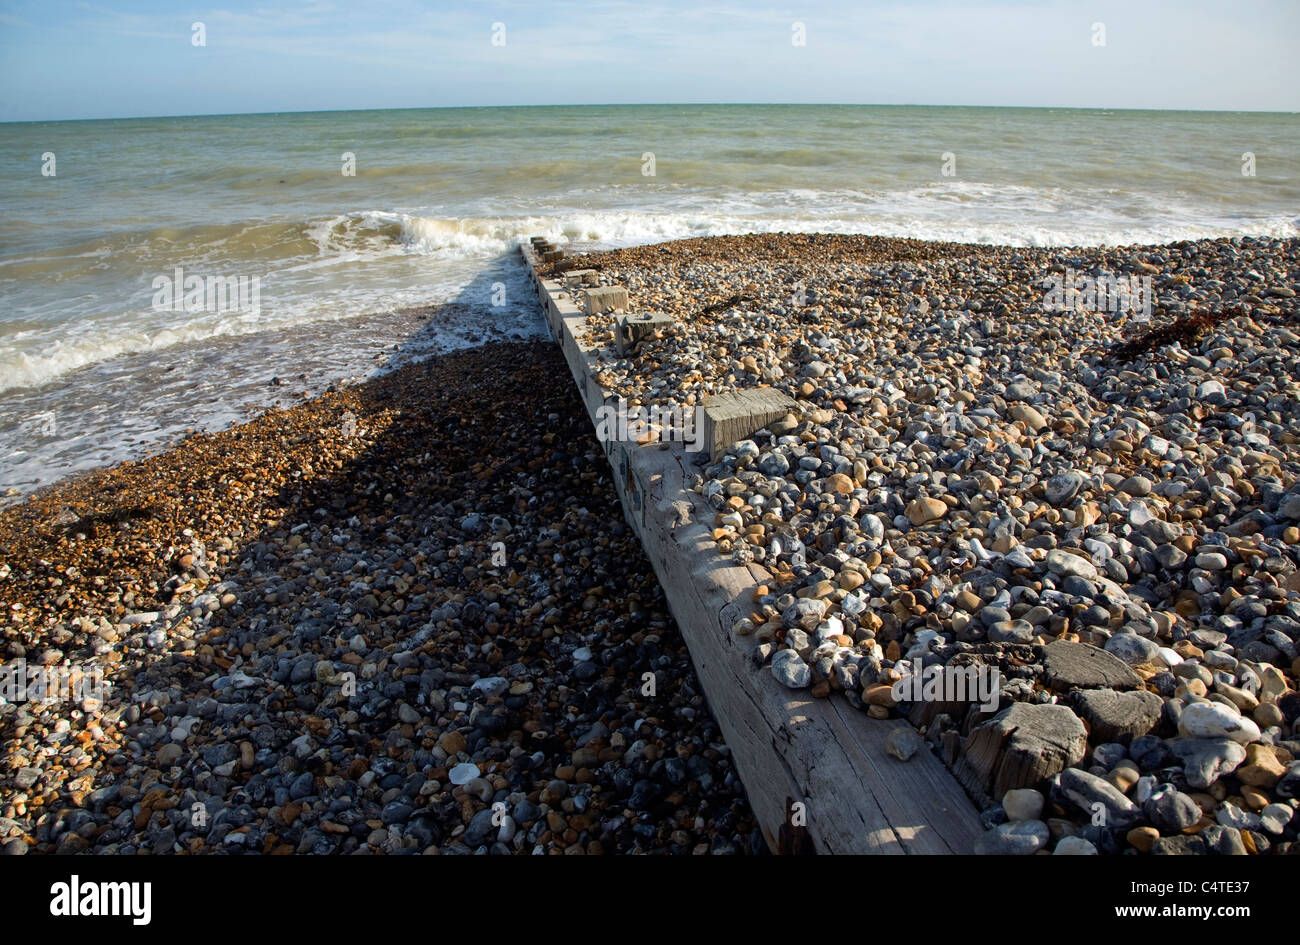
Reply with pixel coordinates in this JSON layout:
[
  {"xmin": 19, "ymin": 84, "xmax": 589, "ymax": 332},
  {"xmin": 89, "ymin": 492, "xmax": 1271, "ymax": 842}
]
[{"xmin": 0, "ymin": 253, "xmax": 760, "ymax": 855}]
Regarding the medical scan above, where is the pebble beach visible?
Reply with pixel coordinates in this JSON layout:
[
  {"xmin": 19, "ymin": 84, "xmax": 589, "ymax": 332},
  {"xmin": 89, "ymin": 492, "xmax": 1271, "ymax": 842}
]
[
  {"xmin": 571, "ymin": 231, "xmax": 1300, "ymax": 854},
  {"xmin": 0, "ymin": 341, "xmax": 759, "ymax": 855},
  {"xmin": 5, "ymin": 229, "xmax": 1300, "ymax": 856}
]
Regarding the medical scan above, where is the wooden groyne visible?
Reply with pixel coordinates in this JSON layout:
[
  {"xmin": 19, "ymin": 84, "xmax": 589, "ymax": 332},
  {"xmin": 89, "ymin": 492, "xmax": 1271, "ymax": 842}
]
[{"xmin": 520, "ymin": 240, "xmax": 984, "ymax": 854}]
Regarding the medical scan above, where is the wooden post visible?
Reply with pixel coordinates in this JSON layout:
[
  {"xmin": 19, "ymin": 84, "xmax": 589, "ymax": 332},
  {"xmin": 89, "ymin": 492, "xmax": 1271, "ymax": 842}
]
[
  {"xmin": 614, "ymin": 312, "xmax": 676, "ymax": 356},
  {"xmin": 700, "ymin": 389, "xmax": 800, "ymax": 459},
  {"xmin": 585, "ymin": 285, "xmax": 629, "ymax": 315}
]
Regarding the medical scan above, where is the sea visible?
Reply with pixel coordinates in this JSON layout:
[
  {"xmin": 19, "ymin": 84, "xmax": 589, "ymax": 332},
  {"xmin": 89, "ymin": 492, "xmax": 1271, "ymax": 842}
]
[{"xmin": 1, "ymin": 104, "xmax": 1298, "ymax": 496}]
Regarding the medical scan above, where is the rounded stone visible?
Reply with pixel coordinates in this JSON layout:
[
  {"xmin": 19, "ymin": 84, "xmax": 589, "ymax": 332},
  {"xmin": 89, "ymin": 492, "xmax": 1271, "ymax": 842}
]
[
  {"xmin": 905, "ymin": 497, "xmax": 947, "ymax": 526},
  {"xmin": 1002, "ymin": 788, "xmax": 1045, "ymax": 822},
  {"xmin": 1177, "ymin": 702, "xmax": 1261, "ymax": 744},
  {"xmin": 771, "ymin": 649, "xmax": 811, "ymax": 689}
]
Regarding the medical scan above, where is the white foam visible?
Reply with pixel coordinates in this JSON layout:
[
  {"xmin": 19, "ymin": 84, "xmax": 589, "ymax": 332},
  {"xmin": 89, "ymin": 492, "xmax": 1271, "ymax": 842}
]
[
  {"xmin": 3, "ymin": 189, "xmax": 1298, "ymax": 393},
  {"xmin": 385, "ymin": 199, "xmax": 1300, "ymax": 256},
  {"xmin": 0, "ymin": 276, "xmax": 494, "ymax": 393}
]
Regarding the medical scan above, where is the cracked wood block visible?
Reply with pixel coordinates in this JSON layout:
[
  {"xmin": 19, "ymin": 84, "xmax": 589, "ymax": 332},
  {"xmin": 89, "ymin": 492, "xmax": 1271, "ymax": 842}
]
[
  {"xmin": 1041, "ymin": 639, "xmax": 1142, "ymax": 692},
  {"xmin": 564, "ymin": 269, "xmax": 600, "ymax": 288},
  {"xmin": 952, "ymin": 702, "xmax": 1087, "ymax": 806},
  {"xmin": 541, "ymin": 250, "xmax": 564, "ymax": 264},
  {"xmin": 615, "ymin": 312, "xmax": 675, "ymax": 356},
  {"xmin": 585, "ymin": 285, "xmax": 628, "ymax": 316},
  {"xmin": 700, "ymin": 388, "xmax": 800, "ymax": 460}
]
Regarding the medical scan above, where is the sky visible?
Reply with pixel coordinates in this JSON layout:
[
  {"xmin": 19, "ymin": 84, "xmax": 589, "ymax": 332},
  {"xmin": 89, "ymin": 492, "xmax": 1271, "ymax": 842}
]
[{"xmin": 0, "ymin": 0, "xmax": 1297, "ymax": 121}]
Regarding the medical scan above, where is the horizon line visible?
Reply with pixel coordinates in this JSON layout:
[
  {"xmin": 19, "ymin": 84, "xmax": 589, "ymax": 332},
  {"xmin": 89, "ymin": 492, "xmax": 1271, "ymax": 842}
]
[{"xmin": 5, "ymin": 101, "xmax": 1298, "ymax": 126}]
